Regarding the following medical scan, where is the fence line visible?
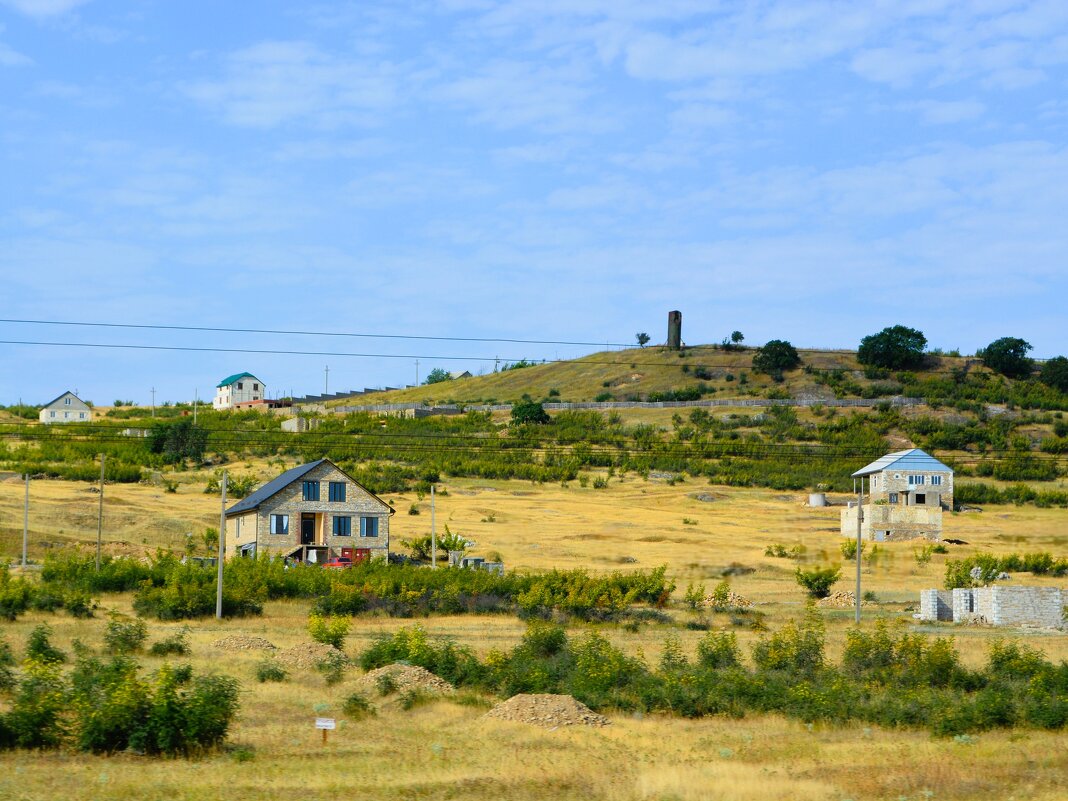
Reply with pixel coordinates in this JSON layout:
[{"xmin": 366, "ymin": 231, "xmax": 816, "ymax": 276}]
[{"xmin": 327, "ymin": 396, "xmax": 926, "ymax": 415}]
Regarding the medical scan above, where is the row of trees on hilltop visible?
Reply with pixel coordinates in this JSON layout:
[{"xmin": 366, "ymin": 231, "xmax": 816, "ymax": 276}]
[{"xmin": 858, "ymin": 325, "xmax": 1068, "ymax": 392}]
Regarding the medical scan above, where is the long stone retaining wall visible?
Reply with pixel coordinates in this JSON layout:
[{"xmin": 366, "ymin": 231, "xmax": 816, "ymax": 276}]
[{"xmin": 326, "ymin": 396, "xmax": 927, "ymax": 415}]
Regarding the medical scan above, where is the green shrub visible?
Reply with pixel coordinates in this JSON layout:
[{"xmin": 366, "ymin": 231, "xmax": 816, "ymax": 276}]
[
  {"xmin": 375, "ymin": 672, "xmax": 397, "ymax": 696},
  {"xmin": 683, "ymin": 582, "xmax": 705, "ymax": 611},
  {"xmin": 751, "ymin": 609, "xmax": 824, "ymax": 674},
  {"xmin": 342, "ymin": 692, "xmax": 376, "ymax": 719},
  {"xmin": 0, "ymin": 638, "xmax": 16, "ymax": 693},
  {"xmin": 794, "ymin": 565, "xmax": 841, "ymax": 599},
  {"xmin": 148, "ymin": 627, "xmax": 190, "ymax": 657},
  {"xmin": 696, "ymin": 631, "xmax": 741, "ymax": 669},
  {"xmin": 26, "ymin": 625, "xmax": 66, "ymax": 665},
  {"xmin": 255, "ymin": 660, "xmax": 287, "ymax": 683},
  {"xmin": 709, "ymin": 580, "xmax": 732, "ymax": 611},
  {"xmin": 308, "ymin": 613, "xmax": 349, "ymax": 649},
  {"xmin": 103, "ymin": 613, "xmax": 148, "ymax": 655},
  {"xmin": 4, "ymin": 658, "xmax": 68, "ymax": 748},
  {"xmin": 316, "ymin": 651, "xmax": 349, "ymax": 686},
  {"xmin": 359, "ymin": 625, "xmax": 483, "ymax": 688}
]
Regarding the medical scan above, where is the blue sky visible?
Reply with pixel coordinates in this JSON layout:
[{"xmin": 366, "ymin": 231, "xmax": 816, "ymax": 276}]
[{"xmin": 2, "ymin": 0, "xmax": 1067, "ymax": 405}]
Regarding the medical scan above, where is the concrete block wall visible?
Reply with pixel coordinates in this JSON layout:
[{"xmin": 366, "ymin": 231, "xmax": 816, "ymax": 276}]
[
  {"xmin": 989, "ymin": 586, "xmax": 1064, "ymax": 628},
  {"xmin": 919, "ymin": 589, "xmax": 954, "ymax": 621},
  {"xmin": 928, "ymin": 586, "xmax": 1065, "ymax": 629}
]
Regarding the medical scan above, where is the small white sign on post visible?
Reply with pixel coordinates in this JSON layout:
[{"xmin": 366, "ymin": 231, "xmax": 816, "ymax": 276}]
[{"xmin": 316, "ymin": 717, "xmax": 336, "ymax": 745}]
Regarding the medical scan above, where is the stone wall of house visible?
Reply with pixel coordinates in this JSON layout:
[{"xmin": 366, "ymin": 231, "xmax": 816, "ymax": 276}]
[
  {"xmin": 927, "ymin": 586, "xmax": 1065, "ymax": 628},
  {"xmin": 919, "ymin": 589, "xmax": 954, "ymax": 621},
  {"xmin": 869, "ymin": 469, "xmax": 953, "ymax": 510},
  {"xmin": 841, "ymin": 503, "xmax": 942, "ymax": 541},
  {"xmin": 989, "ymin": 586, "xmax": 1063, "ymax": 628}
]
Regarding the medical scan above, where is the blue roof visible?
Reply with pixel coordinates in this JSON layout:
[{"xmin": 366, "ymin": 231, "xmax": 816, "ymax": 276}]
[
  {"xmin": 852, "ymin": 448, "xmax": 952, "ymax": 477},
  {"xmin": 225, "ymin": 459, "xmax": 326, "ymax": 517},
  {"xmin": 217, "ymin": 372, "xmax": 259, "ymax": 388}
]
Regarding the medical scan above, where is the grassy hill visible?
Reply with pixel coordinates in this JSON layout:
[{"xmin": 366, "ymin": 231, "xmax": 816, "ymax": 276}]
[{"xmin": 327, "ymin": 345, "xmax": 1016, "ymax": 408}]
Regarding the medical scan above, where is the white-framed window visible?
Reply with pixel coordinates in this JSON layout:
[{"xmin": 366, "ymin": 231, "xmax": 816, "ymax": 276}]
[
  {"xmin": 930, "ymin": 475, "xmax": 942, "ymax": 486},
  {"xmin": 50, "ymin": 411, "xmax": 56, "ymax": 418},
  {"xmin": 270, "ymin": 514, "xmax": 289, "ymax": 535},
  {"xmin": 79, "ymin": 412, "xmax": 86, "ymax": 419},
  {"xmin": 889, "ymin": 492, "xmax": 899, "ymax": 504},
  {"xmin": 64, "ymin": 397, "xmax": 71, "ymax": 405},
  {"xmin": 908, "ymin": 474, "xmax": 925, "ymax": 485},
  {"xmin": 360, "ymin": 517, "xmax": 379, "ymax": 538}
]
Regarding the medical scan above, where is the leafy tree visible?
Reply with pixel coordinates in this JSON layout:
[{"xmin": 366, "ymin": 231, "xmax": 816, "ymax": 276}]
[
  {"xmin": 511, "ymin": 396, "xmax": 550, "ymax": 425},
  {"xmin": 794, "ymin": 565, "xmax": 840, "ymax": 598},
  {"xmin": 857, "ymin": 325, "xmax": 927, "ymax": 370},
  {"xmin": 424, "ymin": 368, "xmax": 451, "ymax": 385},
  {"xmin": 980, "ymin": 337, "xmax": 1033, "ymax": 379},
  {"xmin": 731, "ymin": 331, "xmax": 744, "ymax": 345},
  {"xmin": 636, "ymin": 332, "xmax": 650, "ymax": 348},
  {"xmin": 147, "ymin": 420, "xmax": 207, "ymax": 464},
  {"xmin": 751, "ymin": 339, "xmax": 801, "ymax": 379},
  {"xmin": 1039, "ymin": 356, "xmax": 1068, "ymax": 393}
]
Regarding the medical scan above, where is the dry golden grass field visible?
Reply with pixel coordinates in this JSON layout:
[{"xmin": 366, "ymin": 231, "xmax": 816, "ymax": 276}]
[{"xmin": 1, "ymin": 467, "xmax": 1067, "ymax": 800}]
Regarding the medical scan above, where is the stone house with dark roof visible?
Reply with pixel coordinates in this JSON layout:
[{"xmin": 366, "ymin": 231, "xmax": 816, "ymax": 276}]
[
  {"xmin": 223, "ymin": 458, "xmax": 393, "ymax": 563},
  {"xmin": 841, "ymin": 448, "xmax": 953, "ymax": 541},
  {"xmin": 214, "ymin": 372, "xmax": 265, "ymax": 410}
]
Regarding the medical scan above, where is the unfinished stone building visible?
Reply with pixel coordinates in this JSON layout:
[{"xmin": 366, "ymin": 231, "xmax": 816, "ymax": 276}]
[
  {"xmin": 919, "ymin": 586, "xmax": 1064, "ymax": 629},
  {"xmin": 841, "ymin": 448, "xmax": 953, "ymax": 541}
]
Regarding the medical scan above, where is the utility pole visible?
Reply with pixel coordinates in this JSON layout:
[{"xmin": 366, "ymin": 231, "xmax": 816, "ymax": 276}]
[
  {"xmin": 324, "ymin": 365, "xmax": 329, "ymax": 395},
  {"xmin": 193, "ymin": 388, "xmax": 198, "ymax": 425},
  {"xmin": 216, "ymin": 470, "xmax": 227, "ymax": 620},
  {"xmin": 151, "ymin": 387, "xmax": 156, "ymax": 418},
  {"xmin": 430, "ymin": 484, "xmax": 437, "ymax": 569},
  {"xmin": 415, "ymin": 359, "xmax": 420, "ymax": 386},
  {"xmin": 855, "ymin": 476, "xmax": 864, "ymax": 624},
  {"xmin": 96, "ymin": 454, "xmax": 105, "ymax": 571},
  {"xmin": 22, "ymin": 473, "xmax": 29, "ymax": 568}
]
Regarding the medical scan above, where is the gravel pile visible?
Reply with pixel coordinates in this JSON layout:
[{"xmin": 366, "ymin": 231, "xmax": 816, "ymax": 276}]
[
  {"xmin": 212, "ymin": 635, "xmax": 276, "ymax": 651},
  {"xmin": 355, "ymin": 664, "xmax": 455, "ymax": 697},
  {"xmin": 275, "ymin": 642, "xmax": 345, "ymax": 669},
  {"xmin": 702, "ymin": 591, "xmax": 753, "ymax": 610},
  {"xmin": 818, "ymin": 591, "xmax": 868, "ymax": 608},
  {"xmin": 483, "ymin": 694, "xmax": 609, "ymax": 729}
]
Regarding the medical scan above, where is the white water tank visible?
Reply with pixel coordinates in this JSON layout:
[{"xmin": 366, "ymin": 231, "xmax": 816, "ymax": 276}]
[{"xmin": 808, "ymin": 493, "xmax": 827, "ymax": 507}]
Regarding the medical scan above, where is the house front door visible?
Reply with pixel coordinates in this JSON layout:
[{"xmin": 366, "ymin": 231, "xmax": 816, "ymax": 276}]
[{"xmin": 301, "ymin": 514, "xmax": 316, "ymax": 545}]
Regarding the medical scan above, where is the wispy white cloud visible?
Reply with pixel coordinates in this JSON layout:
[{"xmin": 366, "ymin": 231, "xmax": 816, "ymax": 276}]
[
  {"xmin": 182, "ymin": 41, "xmax": 399, "ymax": 128},
  {"xmin": 0, "ymin": 0, "xmax": 90, "ymax": 17},
  {"xmin": 904, "ymin": 98, "xmax": 986, "ymax": 125}
]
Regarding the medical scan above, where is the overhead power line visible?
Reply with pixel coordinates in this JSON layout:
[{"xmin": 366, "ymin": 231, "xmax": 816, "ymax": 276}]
[
  {"xmin": 0, "ymin": 318, "xmax": 632, "ymax": 349},
  {"xmin": 0, "ymin": 337, "xmax": 1018, "ymax": 376}
]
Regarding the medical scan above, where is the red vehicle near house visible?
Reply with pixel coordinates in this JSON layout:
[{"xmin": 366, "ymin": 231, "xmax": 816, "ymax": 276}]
[{"xmin": 322, "ymin": 557, "xmax": 353, "ymax": 570}]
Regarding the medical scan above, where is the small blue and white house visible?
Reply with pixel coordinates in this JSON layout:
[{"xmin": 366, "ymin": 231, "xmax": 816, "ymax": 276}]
[
  {"xmin": 213, "ymin": 372, "xmax": 265, "ymax": 410},
  {"xmin": 841, "ymin": 448, "xmax": 954, "ymax": 541},
  {"xmin": 223, "ymin": 458, "xmax": 393, "ymax": 563}
]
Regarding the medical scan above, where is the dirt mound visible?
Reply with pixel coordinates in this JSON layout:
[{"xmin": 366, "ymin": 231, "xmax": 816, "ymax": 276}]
[
  {"xmin": 483, "ymin": 694, "xmax": 609, "ymax": 729},
  {"xmin": 213, "ymin": 635, "xmax": 276, "ymax": 651},
  {"xmin": 275, "ymin": 642, "xmax": 344, "ymax": 669},
  {"xmin": 701, "ymin": 591, "xmax": 753, "ymax": 610},
  {"xmin": 818, "ymin": 591, "xmax": 868, "ymax": 608},
  {"xmin": 355, "ymin": 664, "xmax": 455, "ymax": 697}
]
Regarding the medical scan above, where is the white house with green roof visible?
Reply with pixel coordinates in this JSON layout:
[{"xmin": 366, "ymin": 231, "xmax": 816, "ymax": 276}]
[
  {"xmin": 213, "ymin": 372, "xmax": 265, "ymax": 410},
  {"xmin": 841, "ymin": 448, "xmax": 954, "ymax": 541}
]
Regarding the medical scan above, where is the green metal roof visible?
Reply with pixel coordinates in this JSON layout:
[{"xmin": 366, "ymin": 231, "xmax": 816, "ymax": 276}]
[{"xmin": 216, "ymin": 372, "xmax": 258, "ymax": 388}]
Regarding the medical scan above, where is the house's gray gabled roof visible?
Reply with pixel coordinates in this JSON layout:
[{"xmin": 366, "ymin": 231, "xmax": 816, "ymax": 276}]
[
  {"xmin": 852, "ymin": 448, "xmax": 953, "ymax": 477},
  {"xmin": 42, "ymin": 390, "xmax": 87, "ymax": 408},
  {"xmin": 224, "ymin": 458, "xmax": 394, "ymax": 517},
  {"xmin": 225, "ymin": 459, "xmax": 327, "ymax": 517}
]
